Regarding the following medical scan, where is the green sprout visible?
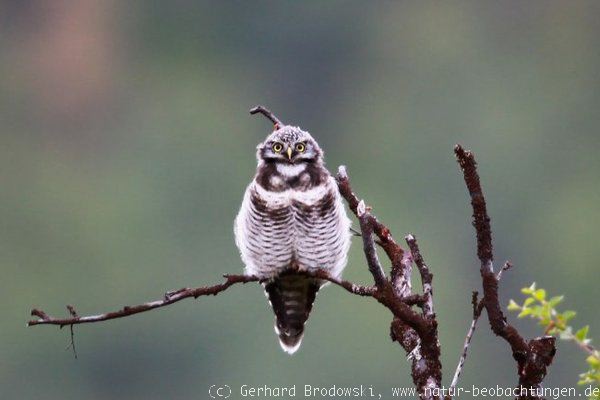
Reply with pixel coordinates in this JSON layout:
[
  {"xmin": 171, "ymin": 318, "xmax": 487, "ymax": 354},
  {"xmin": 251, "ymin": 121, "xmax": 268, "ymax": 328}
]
[{"xmin": 508, "ymin": 283, "xmax": 599, "ymax": 399}]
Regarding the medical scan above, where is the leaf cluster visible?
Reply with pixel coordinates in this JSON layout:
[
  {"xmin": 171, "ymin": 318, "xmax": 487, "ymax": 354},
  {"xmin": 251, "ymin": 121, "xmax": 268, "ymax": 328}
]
[{"xmin": 508, "ymin": 283, "xmax": 599, "ymax": 399}]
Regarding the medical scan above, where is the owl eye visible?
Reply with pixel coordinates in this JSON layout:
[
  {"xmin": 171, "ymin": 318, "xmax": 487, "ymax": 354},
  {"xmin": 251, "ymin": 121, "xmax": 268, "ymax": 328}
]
[
  {"xmin": 272, "ymin": 143, "xmax": 283, "ymax": 153},
  {"xmin": 295, "ymin": 143, "xmax": 306, "ymax": 152}
]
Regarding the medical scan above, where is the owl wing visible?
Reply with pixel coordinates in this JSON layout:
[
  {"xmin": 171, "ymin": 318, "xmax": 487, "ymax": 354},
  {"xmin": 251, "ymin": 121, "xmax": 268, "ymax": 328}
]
[
  {"xmin": 234, "ymin": 180, "xmax": 294, "ymax": 278},
  {"xmin": 293, "ymin": 175, "xmax": 352, "ymax": 279}
]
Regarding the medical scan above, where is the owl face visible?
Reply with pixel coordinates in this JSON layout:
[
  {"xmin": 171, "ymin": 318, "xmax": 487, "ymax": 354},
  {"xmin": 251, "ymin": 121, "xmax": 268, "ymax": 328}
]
[{"xmin": 257, "ymin": 126, "xmax": 323, "ymax": 164}]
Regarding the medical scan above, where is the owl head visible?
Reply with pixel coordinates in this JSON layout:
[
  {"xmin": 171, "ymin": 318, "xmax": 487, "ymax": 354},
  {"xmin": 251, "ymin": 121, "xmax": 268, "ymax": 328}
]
[{"xmin": 251, "ymin": 106, "xmax": 323, "ymax": 165}]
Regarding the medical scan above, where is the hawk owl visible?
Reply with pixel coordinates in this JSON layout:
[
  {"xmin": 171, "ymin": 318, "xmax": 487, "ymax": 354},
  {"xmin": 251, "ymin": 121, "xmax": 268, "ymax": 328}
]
[{"xmin": 234, "ymin": 106, "xmax": 351, "ymax": 354}]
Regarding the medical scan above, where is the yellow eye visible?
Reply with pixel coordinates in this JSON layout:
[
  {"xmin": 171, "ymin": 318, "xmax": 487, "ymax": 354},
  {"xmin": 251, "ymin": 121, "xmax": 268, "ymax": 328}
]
[
  {"xmin": 295, "ymin": 143, "xmax": 306, "ymax": 152},
  {"xmin": 272, "ymin": 143, "xmax": 283, "ymax": 153}
]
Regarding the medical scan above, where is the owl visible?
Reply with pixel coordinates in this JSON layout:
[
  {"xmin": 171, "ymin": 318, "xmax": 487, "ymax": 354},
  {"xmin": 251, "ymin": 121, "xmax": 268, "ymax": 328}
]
[{"xmin": 234, "ymin": 106, "xmax": 351, "ymax": 354}]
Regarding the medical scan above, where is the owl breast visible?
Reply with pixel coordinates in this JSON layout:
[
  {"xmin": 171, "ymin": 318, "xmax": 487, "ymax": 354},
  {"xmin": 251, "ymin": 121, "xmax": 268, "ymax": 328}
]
[{"xmin": 234, "ymin": 169, "xmax": 351, "ymax": 280}]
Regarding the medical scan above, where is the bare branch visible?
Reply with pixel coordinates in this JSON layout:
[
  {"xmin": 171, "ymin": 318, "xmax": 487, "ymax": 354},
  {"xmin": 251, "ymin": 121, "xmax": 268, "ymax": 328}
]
[
  {"xmin": 337, "ymin": 166, "xmax": 408, "ymax": 283},
  {"xmin": 406, "ymin": 234, "xmax": 434, "ymax": 318},
  {"xmin": 297, "ymin": 269, "xmax": 377, "ymax": 297},
  {"xmin": 455, "ymin": 144, "xmax": 555, "ymax": 399},
  {"xmin": 454, "ymin": 145, "xmax": 493, "ymax": 271},
  {"xmin": 28, "ymin": 269, "xmax": 378, "ymax": 329},
  {"xmin": 249, "ymin": 105, "xmax": 283, "ymax": 130},
  {"xmin": 452, "ymin": 261, "xmax": 512, "ymax": 389},
  {"xmin": 338, "ymin": 165, "xmax": 442, "ymax": 400},
  {"xmin": 29, "ymin": 274, "xmax": 261, "ymax": 327},
  {"xmin": 496, "ymin": 260, "xmax": 513, "ymax": 281},
  {"xmin": 449, "ymin": 291, "xmax": 484, "ymax": 394},
  {"xmin": 356, "ymin": 200, "xmax": 388, "ymax": 288}
]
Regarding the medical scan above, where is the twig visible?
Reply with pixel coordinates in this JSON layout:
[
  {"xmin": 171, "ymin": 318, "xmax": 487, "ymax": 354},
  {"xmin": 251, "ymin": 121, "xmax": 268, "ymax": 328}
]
[
  {"xmin": 297, "ymin": 269, "xmax": 377, "ymax": 297},
  {"xmin": 68, "ymin": 325, "xmax": 77, "ymax": 359},
  {"xmin": 356, "ymin": 200, "xmax": 388, "ymax": 288},
  {"xmin": 28, "ymin": 270, "xmax": 377, "ymax": 328},
  {"xmin": 449, "ymin": 292, "xmax": 484, "ymax": 394},
  {"xmin": 29, "ymin": 275, "xmax": 261, "ymax": 327},
  {"xmin": 337, "ymin": 166, "xmax": 408, "ymax": 284},
  {"xmin": 455, "ymin": 144, "xmax": 555, "ymax": 399},
  {"xmin": 250, "ymin": 105, "xmax": 283, "ymax": 130},
  {"xmin": 449, "ymin": 261, "xmax": 513, "ymax": 392},
  {"xmin": 406, "ymin": 234, "xmax": 434, "ymax": 318},
  {"xmin": 496, "ymin": 261, "xmax": 513, "ymax": 281},
  {"xmin": 337, "ymin": 166, "xmax": 442, "ymax": 400}
]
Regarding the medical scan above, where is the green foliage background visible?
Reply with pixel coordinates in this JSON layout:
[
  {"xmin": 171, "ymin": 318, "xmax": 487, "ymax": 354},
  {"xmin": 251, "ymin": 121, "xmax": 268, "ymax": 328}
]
[{"xmin": 1, "ymin": 2, "xmax": 599, "ymax": 399}]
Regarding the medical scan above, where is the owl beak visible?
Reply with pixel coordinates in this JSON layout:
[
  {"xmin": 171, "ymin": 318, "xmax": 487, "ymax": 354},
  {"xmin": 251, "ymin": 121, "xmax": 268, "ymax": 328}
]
[{"xmin": 286, "ymin": 146, "xmax": 293, "ymax": 160}]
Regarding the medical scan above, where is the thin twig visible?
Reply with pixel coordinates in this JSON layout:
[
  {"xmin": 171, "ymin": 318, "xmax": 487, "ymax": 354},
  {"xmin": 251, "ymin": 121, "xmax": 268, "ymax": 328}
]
[
  {"xmin": 496, "ymin": 261, "xmax": 513, "ymax": 281},
  {"xmin": 249, "ymin": 105, "xmax": 283, "ymax": 130},
  {"xmin": 356, "ymin": 200, "xmax": 388, "ymax": 288},
  {"xmin": 337, "ymin": 166, "xmax": 408, "ymax": 282},
  {"xmin": 297, "ymin": 269, "xmax": 377, "ymax": 297},
  {"xmin": 406, "ymin": 234, "xmax": 434, "ymax": 318},
  {"xmin": 28, "ymin": 270, "xmax": 376, "ymax": 328},
  {"xmin": 68, "ymin": 325, "xmax": 77, "ymax": 359},
  {"xmin": 29, "ymin": 275, "xmax": 261, "ymax": 327},
  {"xmin": 449, "ymin": 292, "xmax": 484, "ymax": 393},
  {"xmin": 450, "ymin": 261, "xmax": 513, "ymax": 392}
]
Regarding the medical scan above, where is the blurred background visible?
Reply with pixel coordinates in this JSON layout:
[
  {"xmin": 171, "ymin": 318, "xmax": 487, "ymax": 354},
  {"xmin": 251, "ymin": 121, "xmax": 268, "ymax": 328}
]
[{"xmin": 2, "ymin": 1, "xmax": 599, "ymax": 399}]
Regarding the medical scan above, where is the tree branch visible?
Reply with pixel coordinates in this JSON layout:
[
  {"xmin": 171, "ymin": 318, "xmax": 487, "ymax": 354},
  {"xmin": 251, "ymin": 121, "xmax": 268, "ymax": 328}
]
[
  {"xmin": 455, "ymin": 144, "xmax": 556, "ymax": 400},
  {"xmin": 356, "ymin": 199, "xmax": 388, "ymax": 288},
  {"xmin": 249, "ymin": 105, "xmax": 283, "ymax": 130},
  {"xmin": 450, "ymin": 261, "xmax": 511, "ymax": 394},
  {"xmin": 337, "ymin": 166, "xmax": 408, "ymax": 288},
  {"xmin": 406, "ymin": 234, "xmax": 434, "ymax": 318},
  {"xmin": 337, "ymin": 166, "xmax": 442, "ymax": 400},
  {"xmin": 28, "ymin": 274, "xmax": 261, "ymax": 327}
]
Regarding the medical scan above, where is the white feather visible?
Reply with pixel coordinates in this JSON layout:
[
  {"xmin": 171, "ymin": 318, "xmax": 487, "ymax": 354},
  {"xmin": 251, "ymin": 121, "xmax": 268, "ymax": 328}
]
[{"xmin": 276, "ymin": 163, "xmax": 307, "ymax": 177}]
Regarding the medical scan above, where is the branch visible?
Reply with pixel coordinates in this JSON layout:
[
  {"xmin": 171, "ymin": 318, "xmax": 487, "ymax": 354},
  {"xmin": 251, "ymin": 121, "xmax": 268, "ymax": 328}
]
[
  {"xmin": 406, "ymin": 234, "xmax": 434, "ymax": 318},
  {"xmin": 450, "ymin": 261, "xmax": 511, "ymax": 393},
  {"xmin": 337, "ymin": 166, "xmax": 408, "ymax": 288},
  {"xmin": 356, "ymin": 199, "xmax": 388, "ymax": 288},
  {"xmin": 337, "ymin": 167, "xmax": 431, "ymax": 336},
  {"xmin": 297, "ymin": 269, "xmax": 377, "ymax": 297},
  {"xmin": 337, "ymin": 166, "xmax": 442, "ymax": 400},
  {"xmin": 454, "ymin": 145, "xmax": 493, "ymax": 271},
  {"xmin": 249, "ymin": 105, "xmax": 283, "ymax": 130},
  {"xmin": 28, "ymin": 274, "xmax": 261, "ymax": 327},
  {"xmin": 28, "ymin": 269, "xmax": 379, "ymax": 329},
  {"xmin": 455, "ymin": 144, "xmax": 555, "ymax": 399}
]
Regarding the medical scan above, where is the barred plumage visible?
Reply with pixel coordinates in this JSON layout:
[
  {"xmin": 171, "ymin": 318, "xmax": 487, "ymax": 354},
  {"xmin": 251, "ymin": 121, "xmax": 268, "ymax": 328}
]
[{"xmin": 234, "ymin": 120, "xmax": 351, "ymax": 354}]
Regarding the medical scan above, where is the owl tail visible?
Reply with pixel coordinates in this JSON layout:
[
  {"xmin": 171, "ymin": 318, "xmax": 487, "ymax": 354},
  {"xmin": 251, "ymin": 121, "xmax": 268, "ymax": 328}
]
[{"xmin": 264, "ymin": 273, "xmax": 320, "ymax": 355}]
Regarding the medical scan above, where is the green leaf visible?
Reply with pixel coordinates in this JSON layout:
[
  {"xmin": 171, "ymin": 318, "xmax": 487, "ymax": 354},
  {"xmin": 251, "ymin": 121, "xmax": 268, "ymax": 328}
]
[
  {"xmin": 518, "ymin": 308, "xmax": 533, "ymax": 318},
  {"xmin": 508, "ymin": 299, "xmax": 521, "ymax": 311},
  {"xmin": 576, "ymin": 326, "xmax": 590, "ymax": 342},
  {"xmin": 549, "ymin": 295, "xmax": 564, "ymax": 307},
  {"xmin": 530, "ymin": 305, "xmax": 544, "ymax": 318},
  {"xmin": 587, "ymin": 355, "xmax": 600, "ymax": 369},
  {"xmin": 522, "ymin": 282, "xmax": 536, "ymax": 295},
  {"xmin": 563, "ymin": 310, "xmax": 577, "ymax": 322},
  {"xmin": 540, "ymin": 304, "xmax": 552, "ymax": 320},
  {"xmin": 524, "ymin": 297, "xmax": 536, "ymax": 307},
  {"xmin": 533, "ymin": 289, "xmax": 546, "ymax": 301}
]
